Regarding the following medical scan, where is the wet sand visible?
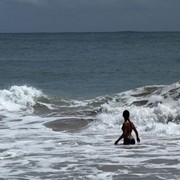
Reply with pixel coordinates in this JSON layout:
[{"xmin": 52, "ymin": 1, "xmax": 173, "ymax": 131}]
[{"xmin": 44, "ymin": 118, "xmax": 93, "ymax": 132}]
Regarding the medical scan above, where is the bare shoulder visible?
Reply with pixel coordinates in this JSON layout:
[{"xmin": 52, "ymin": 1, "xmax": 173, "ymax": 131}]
[
  {"xmin": 130, "ymin": 121, "xmax": 135, "ymax": 128},
  {"xmin": 124, "ymin": 121, "xmax": 130, "ymax": 126}
]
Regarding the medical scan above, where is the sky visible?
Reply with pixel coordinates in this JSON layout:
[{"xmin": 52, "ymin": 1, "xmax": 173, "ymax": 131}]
[{"xmin": 0, "ymin": 0, "xmax": 180, "ymax": 32}]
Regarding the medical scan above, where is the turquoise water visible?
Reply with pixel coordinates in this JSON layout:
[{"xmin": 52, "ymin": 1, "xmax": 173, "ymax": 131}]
[{"xmin": 0, "ymin": 32, "xmax": 179, "ymax": 98}]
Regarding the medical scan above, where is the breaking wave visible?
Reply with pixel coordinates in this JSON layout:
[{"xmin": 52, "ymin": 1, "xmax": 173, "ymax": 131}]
[
  {"xmin": 89, "ymin": 82, "xmax": 180, "ymax": 135},
  {"xmin": 0, "ymin": 82, "xmax": 180, "ymax": 135},
  {"xmin": 0, "ymin": 85, "xmax": 44, "ymax": 113}
]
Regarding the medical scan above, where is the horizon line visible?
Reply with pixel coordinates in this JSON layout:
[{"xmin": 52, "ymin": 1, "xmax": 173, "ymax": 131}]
[{"xmin": 0, "ymin": 30, "xmax": 180, "ymax": 34}]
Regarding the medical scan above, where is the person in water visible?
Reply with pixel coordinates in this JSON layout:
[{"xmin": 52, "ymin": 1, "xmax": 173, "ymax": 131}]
[{"xmin": 115, "ymin": 110, "xmax": 140, "ymax": 145}]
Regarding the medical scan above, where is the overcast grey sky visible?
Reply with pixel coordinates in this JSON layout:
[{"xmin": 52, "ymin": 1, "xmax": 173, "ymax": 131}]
[{"xmin": 0, "ymin": 0, "xmax": 180, "ymax": 32}]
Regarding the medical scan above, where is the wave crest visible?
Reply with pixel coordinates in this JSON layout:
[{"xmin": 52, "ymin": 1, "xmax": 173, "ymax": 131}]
[
  {"xmin": 88, "ymin": 82, "xmax": 180, "ymax": 135},
  {"xmin": 0, "ymin": 82, "xmax": 180, "ymax": 135},
  {"xmin": 0, "ymin": 85, "xmax": 44, "ymax": 113}
]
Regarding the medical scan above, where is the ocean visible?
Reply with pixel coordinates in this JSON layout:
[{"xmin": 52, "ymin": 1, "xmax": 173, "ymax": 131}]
[{"xmin": 0, "ymin": 32, "xmax": 180, "ymax": 179}]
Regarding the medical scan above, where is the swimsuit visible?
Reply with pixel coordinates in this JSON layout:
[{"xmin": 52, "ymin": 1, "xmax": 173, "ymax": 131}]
[{"xmin": 124, "ymin": 137, "xmax": 135, "ymax": 145}]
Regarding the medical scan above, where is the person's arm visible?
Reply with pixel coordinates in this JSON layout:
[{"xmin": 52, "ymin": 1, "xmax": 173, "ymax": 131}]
[
  {"xmin": 132, "ymin": 123, "xmax": 140, "ymax": 142},
  {"xmin": 114, "ymin": 133, "xmax": 124, "ymax": 145},
  {"xmin": 114, "ymin": 123, "xmax": 126, "ymax": 145}
]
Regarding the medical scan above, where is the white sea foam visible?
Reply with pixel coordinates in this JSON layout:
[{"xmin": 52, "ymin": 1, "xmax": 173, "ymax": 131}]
[
  {"xmin": 0, "ymin": 85, "xmax": 44, "ymax": 113},
  {"xmin": 0, "ymin": 83, "xmax": 179, "ymax": 136},
  {"xmin": 0, "ymin": 83, "xmax": 180, "ymax": 179},
  {"xmin": 88, "ymin": 82, "xmax": 180, "ymax": 136}
]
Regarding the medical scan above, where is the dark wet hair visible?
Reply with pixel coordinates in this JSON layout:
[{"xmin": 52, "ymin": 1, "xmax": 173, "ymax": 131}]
[{"xmin": 123, "ymin": 110, "xmax": 130, "ymax": 120}]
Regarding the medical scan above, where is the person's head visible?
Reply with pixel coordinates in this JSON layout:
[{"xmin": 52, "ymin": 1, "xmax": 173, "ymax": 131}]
[{"xmin": 123, "ymin": 110, "xmax": 130, "ymax": 120}]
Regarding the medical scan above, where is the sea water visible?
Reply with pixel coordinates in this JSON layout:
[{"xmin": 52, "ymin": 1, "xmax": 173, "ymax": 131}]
[{"xmin": 0, "ymin": 32, "xmax": 180, "ymax": 179}]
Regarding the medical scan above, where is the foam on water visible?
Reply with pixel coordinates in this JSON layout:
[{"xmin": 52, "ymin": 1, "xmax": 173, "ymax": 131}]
[
  {"xmin": 88, "ymin": 82, "xmax": 180, "ymax": 136},
  {"xmin": 0, "ymin": 85, "xmax": 44, "ymax": 113},
  {"xmin": 0, "ymin": 83, "xmax": 179, "ymax": 135},
  {"xmin": 0, "ymin": 82, "xmax": 180, "ymax": 179}
]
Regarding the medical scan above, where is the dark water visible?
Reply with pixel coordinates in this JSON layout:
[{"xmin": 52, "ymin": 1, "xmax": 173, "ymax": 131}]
[
  {"xmin": 0, "ymin": 32, "xmax": 180, "ymax": 179},
  {"xmin": 0, "ymin": 32, "xmax": 179, "ymax": 98}
]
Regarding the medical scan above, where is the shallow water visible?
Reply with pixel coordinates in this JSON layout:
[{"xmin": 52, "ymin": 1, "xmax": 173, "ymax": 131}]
[
  {"xmin": 1, "ymin": 119, "xmax": 180, "ymax": 180},
  {"xmin": 0, "ymin": 82, "xmax": 179, "ymax": 179}
]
